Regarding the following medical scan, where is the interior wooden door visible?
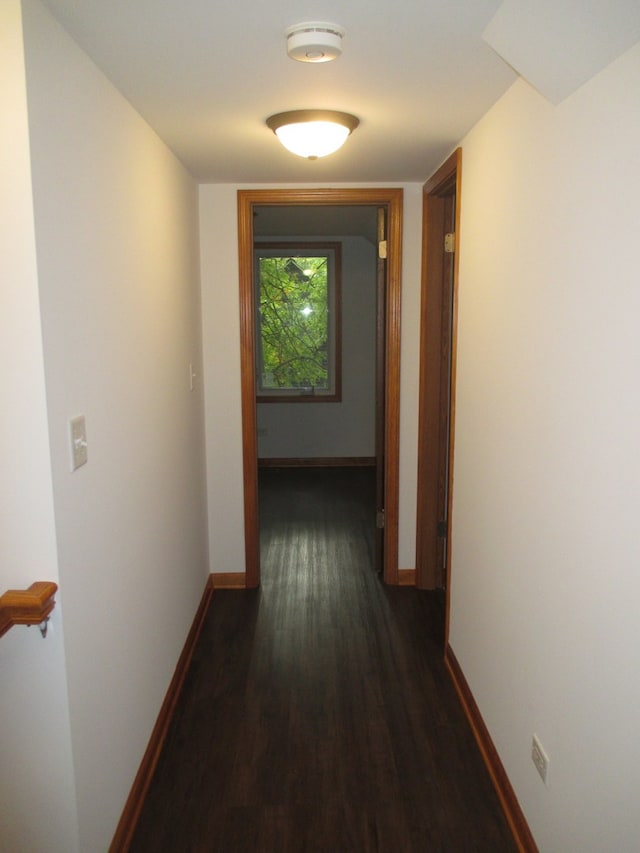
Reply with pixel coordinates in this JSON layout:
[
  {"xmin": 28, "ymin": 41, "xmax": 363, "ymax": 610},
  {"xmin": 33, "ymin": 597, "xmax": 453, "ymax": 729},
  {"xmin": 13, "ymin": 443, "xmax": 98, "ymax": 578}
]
[
  {"xmin": 434, "ymin": 191, "xmax": 456, "ymax": 581},
  {"xmin": 415, "ymin": 149, "xmax": 462, "ymax": 599}
]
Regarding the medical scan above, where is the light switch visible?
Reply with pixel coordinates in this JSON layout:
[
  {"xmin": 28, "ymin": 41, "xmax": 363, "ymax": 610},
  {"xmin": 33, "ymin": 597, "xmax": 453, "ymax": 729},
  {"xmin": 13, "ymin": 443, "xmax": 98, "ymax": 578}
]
[{"xmin": 69, "ymin": 415, "xmax": 88, "ymax": 471}]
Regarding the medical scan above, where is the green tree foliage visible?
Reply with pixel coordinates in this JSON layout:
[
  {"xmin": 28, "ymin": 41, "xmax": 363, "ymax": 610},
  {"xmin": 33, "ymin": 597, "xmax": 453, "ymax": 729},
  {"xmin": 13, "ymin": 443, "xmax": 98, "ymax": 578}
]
[{"xmin": 257, "ymin": 254, "xmax": 330, "ymax": 390}]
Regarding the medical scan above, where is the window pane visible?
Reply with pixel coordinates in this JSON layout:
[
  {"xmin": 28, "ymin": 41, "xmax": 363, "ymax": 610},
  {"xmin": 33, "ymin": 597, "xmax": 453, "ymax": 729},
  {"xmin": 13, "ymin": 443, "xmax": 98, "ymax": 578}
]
[{"xmin": 255, "ymin": 245, "xmax": 339, "ymax": 400}]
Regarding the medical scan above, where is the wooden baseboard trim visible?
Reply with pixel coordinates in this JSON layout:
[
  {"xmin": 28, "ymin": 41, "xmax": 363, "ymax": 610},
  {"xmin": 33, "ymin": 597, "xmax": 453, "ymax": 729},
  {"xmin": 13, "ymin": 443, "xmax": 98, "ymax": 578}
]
[
  {"xmin": 109, "ymin": 575, "xmax": 215, "ymax": 852},
  {"xmin": 258, "ymin": 457, "xmax": 376, "ymax": 468},
  {"xmin": 398, "ymin": 569, "xmax": 416, "ymax": 586},
  {"xmin": 211, "ymin": 572, "xmax": 246, "ymax": 589},
  {"xmin": 444, "ymin": 644, "xmax": 538, "ymax": 853}
]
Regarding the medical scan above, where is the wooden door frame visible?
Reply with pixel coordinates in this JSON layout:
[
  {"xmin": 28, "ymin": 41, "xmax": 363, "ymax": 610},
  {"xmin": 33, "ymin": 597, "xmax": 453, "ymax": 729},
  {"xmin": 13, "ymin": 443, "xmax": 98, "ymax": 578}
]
[
  {"xmin": 374, "ymin": 208, "xmax": 387, "ymax": 575},
  {"xmin": 237, "ymin": 188, "xmax": 403, "ymax": 587},
  {"xmin": 415, "ymin": 150, "xmax": 461, "ymax": 631}
]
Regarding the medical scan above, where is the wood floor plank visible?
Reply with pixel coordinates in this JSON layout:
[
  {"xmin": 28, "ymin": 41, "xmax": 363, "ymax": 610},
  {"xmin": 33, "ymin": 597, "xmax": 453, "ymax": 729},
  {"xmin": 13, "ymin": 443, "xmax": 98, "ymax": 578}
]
[{"xmin": 130, "ymin": 468, "xmax": 516, "ymax": 852}]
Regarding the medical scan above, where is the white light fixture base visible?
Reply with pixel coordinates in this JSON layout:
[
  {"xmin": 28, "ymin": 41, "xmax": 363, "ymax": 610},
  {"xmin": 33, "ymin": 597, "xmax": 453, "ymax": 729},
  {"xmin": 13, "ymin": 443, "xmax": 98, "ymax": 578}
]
[{"xmin": 286, "ymin": 22, "xmax": 345, "ymax": 63}]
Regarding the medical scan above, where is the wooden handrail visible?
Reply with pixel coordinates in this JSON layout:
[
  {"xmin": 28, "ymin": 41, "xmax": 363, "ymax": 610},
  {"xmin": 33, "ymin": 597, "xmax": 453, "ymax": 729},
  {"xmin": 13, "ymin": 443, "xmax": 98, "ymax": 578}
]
[{"xmin": 0, "ymin": 582, "xmax": 58, "ymax": 638}]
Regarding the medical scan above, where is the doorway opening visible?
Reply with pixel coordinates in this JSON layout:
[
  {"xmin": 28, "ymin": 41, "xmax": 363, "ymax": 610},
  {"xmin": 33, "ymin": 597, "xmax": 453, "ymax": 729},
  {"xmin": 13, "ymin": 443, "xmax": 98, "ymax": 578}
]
[
  {"xmin": 415, "ymin": 149, "xmax": 462, "ymax": 638},
  {"xmin": 237, "ymin": 189, "xmax": 403, "ymax": 587}
]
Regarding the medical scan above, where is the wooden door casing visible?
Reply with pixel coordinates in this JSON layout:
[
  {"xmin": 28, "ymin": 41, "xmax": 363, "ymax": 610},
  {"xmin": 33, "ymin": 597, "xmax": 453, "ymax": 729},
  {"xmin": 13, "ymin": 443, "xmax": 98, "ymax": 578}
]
[
  {"xmin": 237, "ymin": 188, "xmax": 404, "ymax": 587},
  {"xmin": 415, "ymin": 149, "xmax": 462, "ymax": 632}
]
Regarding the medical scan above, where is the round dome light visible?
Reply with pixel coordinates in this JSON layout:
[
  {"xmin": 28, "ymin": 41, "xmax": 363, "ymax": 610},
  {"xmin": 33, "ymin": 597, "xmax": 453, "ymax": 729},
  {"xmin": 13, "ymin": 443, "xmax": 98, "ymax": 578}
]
[{"xmin": 266, "ymin": 110, "xmax": 359, "ymax": 160}]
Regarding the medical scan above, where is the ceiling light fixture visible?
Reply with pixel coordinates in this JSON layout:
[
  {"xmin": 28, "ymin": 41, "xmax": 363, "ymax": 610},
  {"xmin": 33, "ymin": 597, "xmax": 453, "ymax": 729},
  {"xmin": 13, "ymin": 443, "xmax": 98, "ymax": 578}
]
[
  {"xmin": 266, "ymin": 110, "xmax": 359, "ymax": 160},
  {"xmin": 285, "ymin": 22, "xmax": 345, "ymax": 63}
]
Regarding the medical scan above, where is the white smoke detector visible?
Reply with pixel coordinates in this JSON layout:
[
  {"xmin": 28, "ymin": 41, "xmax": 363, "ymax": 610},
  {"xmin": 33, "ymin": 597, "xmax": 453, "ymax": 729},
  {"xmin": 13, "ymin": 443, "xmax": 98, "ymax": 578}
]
[{"xmin": 285, "ymin": 22, "xmax": 345, "ymax": 63}]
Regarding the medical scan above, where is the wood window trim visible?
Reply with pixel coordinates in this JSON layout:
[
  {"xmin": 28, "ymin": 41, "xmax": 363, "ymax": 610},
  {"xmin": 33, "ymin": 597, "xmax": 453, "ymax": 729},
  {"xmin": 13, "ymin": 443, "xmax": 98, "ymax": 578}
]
[{"xmin": 254, "ymin": 241, "xmax": 342, "ymax": 403}]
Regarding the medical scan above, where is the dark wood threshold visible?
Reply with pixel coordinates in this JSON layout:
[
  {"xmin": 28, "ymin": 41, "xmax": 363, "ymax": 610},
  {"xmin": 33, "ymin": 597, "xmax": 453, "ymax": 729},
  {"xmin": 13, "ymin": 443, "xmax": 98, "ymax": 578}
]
[
  {"xmin": 109, "ymin": 575, "xmax": 215, "ymax": 852},
  {"xmin": 445, "ymin": 644, "xmax": 538, "ymax": 853},
  {"xmin": 258, "ymin": 457, "xmax": 376, "ymax": 468},
  {"xmin": 397, "ymin": 569, "xmax": 416, "ymax": 586},
  {"xmin": 211, "ymin": 572, "xmax": 246, "ymax": 589}
]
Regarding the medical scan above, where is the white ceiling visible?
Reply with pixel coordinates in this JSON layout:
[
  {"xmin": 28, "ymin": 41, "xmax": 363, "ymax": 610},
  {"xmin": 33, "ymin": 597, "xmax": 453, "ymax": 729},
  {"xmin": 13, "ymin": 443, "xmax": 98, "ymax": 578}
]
[
  {"xmin": 483, "ymin": 0, "xmax": 640, "ymax": 104},
  {"xmin": 39, "ymin": 0, "xmax": 519, "ymax": 183}
]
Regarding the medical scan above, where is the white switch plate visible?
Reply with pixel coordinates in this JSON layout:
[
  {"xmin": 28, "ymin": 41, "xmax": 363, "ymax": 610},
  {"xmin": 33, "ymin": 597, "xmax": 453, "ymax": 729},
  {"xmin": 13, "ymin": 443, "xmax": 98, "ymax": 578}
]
[
  {"xmin": 531, "ymin": 734, "xmax": 550, "ymax": 785},
  {"xmin": 69, "ymin": 415, "xmax": 88, "ymax": 471}
]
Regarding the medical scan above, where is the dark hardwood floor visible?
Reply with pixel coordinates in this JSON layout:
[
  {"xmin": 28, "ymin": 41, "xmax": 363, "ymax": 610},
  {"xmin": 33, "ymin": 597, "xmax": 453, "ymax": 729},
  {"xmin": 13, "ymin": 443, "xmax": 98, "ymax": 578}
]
[{"xmin": 130, "ymin": 467, "xmax": 516, "ymax": 852}]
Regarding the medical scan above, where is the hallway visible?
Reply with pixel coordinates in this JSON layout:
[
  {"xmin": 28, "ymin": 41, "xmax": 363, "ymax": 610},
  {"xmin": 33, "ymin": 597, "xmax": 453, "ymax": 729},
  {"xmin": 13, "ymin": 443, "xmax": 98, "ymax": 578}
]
[{"xmin": 131, "ymin": 468, "xmax": 516, "ymax": 851}]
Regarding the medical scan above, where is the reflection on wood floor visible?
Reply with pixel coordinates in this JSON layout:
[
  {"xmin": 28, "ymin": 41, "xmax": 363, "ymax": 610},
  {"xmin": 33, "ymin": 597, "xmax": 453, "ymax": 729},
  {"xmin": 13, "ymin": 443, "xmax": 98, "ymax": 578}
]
[{"xmin": 131, "ymin": 467, "xmax": 516, "ymax": 852}]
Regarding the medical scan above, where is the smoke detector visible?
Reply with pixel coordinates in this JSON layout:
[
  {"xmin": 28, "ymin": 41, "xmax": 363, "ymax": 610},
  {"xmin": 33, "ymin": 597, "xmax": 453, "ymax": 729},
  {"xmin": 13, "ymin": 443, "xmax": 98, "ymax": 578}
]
[{"xmin": 285, "ymin": 22, "xmax": 345, "ymax": 63}]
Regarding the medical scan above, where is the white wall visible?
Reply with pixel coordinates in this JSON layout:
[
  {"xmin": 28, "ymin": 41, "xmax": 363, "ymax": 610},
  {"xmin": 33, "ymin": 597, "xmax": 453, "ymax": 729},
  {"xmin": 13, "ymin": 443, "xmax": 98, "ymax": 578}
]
[
  {"xmin": 257, "ymin": 236, "xmax": 377, "ymax": 459},
  {"xmin": 0, "ymin": 2, "xmax": 79, "ymax": 849},
  {"xmin": 451, "ymin": 44, "xmax": 640, "ymax": 851},
  {"xmin": 199, "ymin": 183, "xmax": 422, "ymax": 576},
  {"xmin": 19, "ymin": 1, "xmax": 209, "ymax": 849}
]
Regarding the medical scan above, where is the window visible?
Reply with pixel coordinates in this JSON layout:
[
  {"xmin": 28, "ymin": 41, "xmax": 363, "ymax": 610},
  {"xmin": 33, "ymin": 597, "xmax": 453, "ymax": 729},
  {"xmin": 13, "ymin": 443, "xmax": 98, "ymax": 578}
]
[{"xmin": 254, "ymin": 242, "xmax": 341, "ymax": 402}]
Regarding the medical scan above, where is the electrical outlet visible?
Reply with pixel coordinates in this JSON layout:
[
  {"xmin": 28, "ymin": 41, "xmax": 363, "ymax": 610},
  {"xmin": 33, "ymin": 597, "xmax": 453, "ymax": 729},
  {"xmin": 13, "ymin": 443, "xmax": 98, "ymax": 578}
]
[{"xmin": 531, "ymin": 734, "xmax": 549, "ymax": 785}]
